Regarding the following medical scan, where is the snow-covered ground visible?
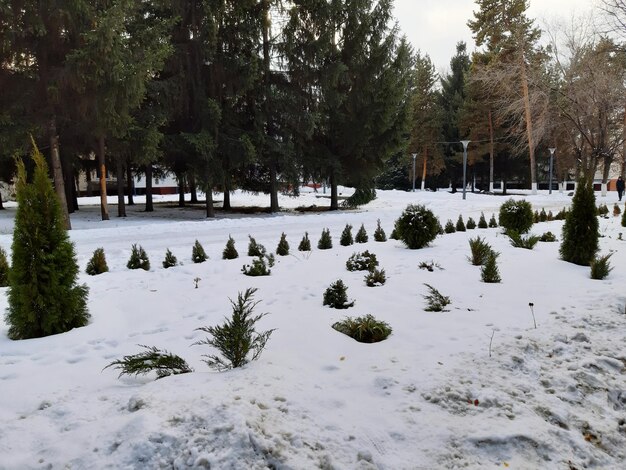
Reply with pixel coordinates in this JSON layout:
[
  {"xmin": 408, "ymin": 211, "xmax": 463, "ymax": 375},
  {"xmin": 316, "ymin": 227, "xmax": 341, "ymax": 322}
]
[{"xmin": 1, "ymin": 187, "xmax": 625, "ymax": 469}]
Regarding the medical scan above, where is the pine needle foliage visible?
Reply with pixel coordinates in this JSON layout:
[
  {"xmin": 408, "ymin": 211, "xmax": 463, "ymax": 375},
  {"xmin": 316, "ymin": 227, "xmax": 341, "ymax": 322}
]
[
  {"xmin": 276, "ymin": 233, "xmax": 290, "ymax": 256},
  {"xmin": 332, "ymin": 314, "xmax": 392, "ymax": 343},
  {"xmin": 222, "ymin": 236, "xmax": 239, "ymax": 259},
  {"xmin": 481, "ymin": 251, "xmax": 501, "ymax": 283},
  {"xmin": 355, "ymin": 224, "xmax": 368, "ymax": 243},
  {"xmin": 247, "ymin": 236, "xmax": 266, "ymax": 257},
  {"xmin": 590, "ymin": 253, "xmax": 613, "ymax": 280},
  {"xmin": 364, "ymin": 268, "xmax": 386, "ymax": 287},
  {"xmin": 0, "ymin": 247, "xmax": 9, "ymax": 287},
  {"xmin": 86, "ymin": 248, "xmax": 109, "ymax": 275},
  {"xmin": 507, "ymin": 231, "xmax": 540, "ymax": 249},
  {"xmin": 488, "ymin": 214, "xmax": 498, "ymax": 228},
  {"xmin": 340, "ymin": 224, "xmax": 354, "ymax": 246},
  {"xmin": 318, "ymin": 228, "xmax": 333, "ymax": 249},
  {"xmin": 455, "ymin": 215, "xmax": 466, "ymax": 232},
  {"xmin": 323, "ymin": 279, "xmax": 355, "ymax": 309},
  {"xmin": 127, "ymin": 244, "xmax": 150, "ymax": 270},
  {"xmin": 298, "ymin": 232, "xmax": 311, "ymax": 251},
  {"xmin": 393, "ymin": 204, "xmax": 440, "ymax": 249},
  {"xmin": 422, "ymin": 284, "xmax": 451, "ymax": 312},
  {"xmin": 539, "ymin": 231, "xmax": 557, "ymax": 242},
  {"xmin": 104, "ymin": 345, "xmax": 192, "ymax": 380},
  {"xmin": 539, "ymin": 208, "xmax": 547, "ymax": 222},
  {"xmin": 374, "ymin": 219, "xmax": 387, "ymax": 241},
  {"xmin": 468, "ymin": 236, "xmax": 493, "ymax": 266},
  {"xmin": 162, "ymin": 249, "xmax": 178, "ymax": 268},
  {"xmin": 499, "ymin": 199, "xmax": 533, "ymax": 233},
  {"xmin": 242, "ymin": 256, "xmax": 271, "ymax": 276},
  {"xmin": 478, "ymin": 212, "xmax": 488, "ymax": 228},
  {"xmin": 194, "ymin": 288, "xmax": 274, "ymax": 371},
  {"xmin": 6, "ymin": 144, "xmax": 89, "ymax": 339},
  {"xmin": 346, "ymin": 251, "xmax": 379, "ymax": 271},
  {"xmin": 560, "ymin": 179, "xmax": 599, "ymax": 266},
  {"xmin": 192, "ymin": 240, "xmax": 208, "ymax": 263},
  {"xmin": 444, "ymin": 220, "xmax": 456, "ymax": 233},
  {"xmin": 466, "ymin": 217, "xmax": 476, "ymax": 230}
]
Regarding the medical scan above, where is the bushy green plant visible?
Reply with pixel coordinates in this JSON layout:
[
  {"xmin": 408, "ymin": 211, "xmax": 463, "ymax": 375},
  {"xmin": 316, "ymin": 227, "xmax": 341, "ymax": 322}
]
[
  {"xmin": 393, "ymin": 204, "xmax": 440, "ymax": 249},
  {"xmin": 247, "ymin": 236, "xmax": 266, "ymax": 257},
  {"xmin": 614, "ymin": 204, "xmax": 621, "ymax": 217},
  {"xmin": 6, "ymin": 145, "xmax": 89, "ymax": 339},
  {"xmin": 488, "ymin": 214, "xmax": 498, "ymax": 228},
  {"xmin": 374, "ymin": 219, "xmax": 387, "ymax": 242},
  {"xmin": 590, "ymin": 253, "xmax": 613, "ymax": 280},
  {"xmin": 355, "ymin": 224, "xmax": 368, "ymax": 243},
  {"xmin": 346, "ymin": 250, "xmax": 379, "ymax": 271},
  {"xmin": 332, "ymin": 314, "xmax": 391, "ymax": 343},
  {"xmin": 343, "ymin": 188, "xmax": 376, "ymax": 208},
  {"xmin": 276, "ymin": 233, "xmax": 289, "ymax": 256},
  {"xmin": 468, "ymin": 236, "xmax": 493, "ymax": 266},
  {"xmin": 499, "ymin": 199, "xmax": 534, "ymax": 233},
  {"xmin": 223, "ymin": 236, "xmax": 239, "ymax": 259},
  {"xmin": 455, "ymin": 215, "xmax": 466, "ymax": 232},
  {"xmin": 0, "ymin": 247, "xmax": 9, "ymax": 287},
  {"xmin": 418, "ymin": 260, "xmax": 442, "ymax": 271},
  {"xmin": 533, "ymin": 210, "xmax": 539, "ymax": 223},
  {"xmin": 444, "ymin": 220, "xmax": 456, "ymax": 234},
  {"xmin": 194, "ymin": 288, "xmax": 274, "ymax": 370},
  {"xmin": 318, "ymin": 228, "xmax": 333, "ymax": 249},
  {"xmin": 507, "ymin": 231, "xmax": 540, "ymax": 249},
  {"xmin": 298, "ymin": 232, "xmax": 311, "ymax": 251},
  {"xmin": 554, "ymin": 208, "xmax": 569, "ymax": 220},
  {"xmin": 422, "ymin": 284, "xmax": 451, "ymax": 312},
  {"xmin": 481, "ymin": 251, "xmax": 501, "ymax": 283},
  {"xmin": 539, "ymin": 231, "xmax": 557, "ymax": 242},
  {"xmin": 323, "ymin": 279, "xmax": 355, "ymax": 309},
  {"xmin": 466, "ymin": 217, "xmax": 476, "ymax": 229},
  {"xmin": 340, "ymin": 224, "xmax": 354, "ymax": 246},
  {"xmin": 162, "ymin": 249, "xmax": 178, "ymax": 268},
  {"xmin": 547, "ymin": 210, "xmax": 554, "ymax": 221},
  {"xmin": 192, "ymin": 240, "xmax": 208, "ymax": 263},
  {"xmin": 127, "ymin": 244, "xmax": 150, "ymax": 270},
  {"xmin": 365, "ymin": 268, "xmax": 386, "ymax": 287},
  {"xmin": 104, "ymin": 345, "xmax": 192, "ymax": 380},
  {"xmin": 86, "ymin": 247, "xmax": 109, "ymax": 275},
  {"xmin": 597, "ymin": 203, "xmax": 609, "ymax": 216},
  {"xmin": 560, "ymin": 179, "xmax": 599, "ymax": 266},
  {"xmin": 478, "ymin": 212, "xmax": 488, "ymax": 228},
  {"xmin": 389, "ymin": 227, "xmax": 399, "ymax": 239},
  {"xmin": 242, "ymin": 256, "xmax": 271, "ymax": 276},
  {"xmin": 539, "ymin": 208, "xmax": 547, "ymax": 222}
]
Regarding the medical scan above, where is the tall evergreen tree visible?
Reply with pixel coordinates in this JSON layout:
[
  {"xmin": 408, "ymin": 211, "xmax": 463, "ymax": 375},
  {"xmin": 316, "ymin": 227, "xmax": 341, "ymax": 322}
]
[{"xmin": 560, "ymin": 178, "xmax": 599, "ymax": 266}]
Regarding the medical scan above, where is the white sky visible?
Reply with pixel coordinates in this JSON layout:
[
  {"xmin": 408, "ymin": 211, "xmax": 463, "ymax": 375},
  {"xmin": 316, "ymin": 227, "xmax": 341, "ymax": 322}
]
[{"xmin": 393, "ymin": 0, "xmax": 599, "ymax": 73}]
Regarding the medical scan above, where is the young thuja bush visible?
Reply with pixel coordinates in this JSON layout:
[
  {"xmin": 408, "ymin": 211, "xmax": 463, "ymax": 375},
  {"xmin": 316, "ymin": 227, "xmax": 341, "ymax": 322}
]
[
  {"xmin": 194, "ymin": 288, "xmax": 275, "ymax": 371},
  {"xmin": 364, "ymin": 268, "xmax": 386, "ymax": 287},
  {"xmin": 466, "ymin": 217, "xmax": 476, "ymax": 230},
  {"xmin": 540, "ymin": 231, "xmax": 557, "ymax": 242},
  {"xmin": 162, "ymin": 249, "xmax": 178, "ymax": 268},
  {"xmin": 478, "ymin": 212, "xmax": 488, "ymax": 228},
  {"xmin": 104, "ymin": 345, "xmax": 192, "ymax": 380},
  {"xmin": 560, "ymin": 179, "xmax": 599, "ymax": 266},
  {"xmin": 422, "ymin": 284, "xmax": 451, "ymax": 312},
  {"xmin": 318, "ymin": 228, "xmax": 333, "ymax": 249},
  {"xmin": 86, "ymin": 247, "xmax": 109, "ymax": 275},
  {"xmin": 223, "ymin": 236, "xmax": 239, "ymax": 259},
  {"xmin": 355, "ymin": 224, "xmax": 368, "ymax": 243},
  {"xmin": 507, "ymin": 231, "xmax": 541, "ymax": 249},
  {"xmin": 590, "ymin": 253, "xmax": 613, "ymax": 280},
  {"xmin": 597, "ymin": 203, "xmax": 609, "ymax": 216},
  {"xmin": 0, "ymin": 247, "xmax": 9, "ymax": 287},
  {"xmin": 488, "ymin": 214, "xmax": 498, "ymax": 228},
  {"xmin": 547, "ymin": 210, "xmax": 554, "ymax": 221},
  {"xmin": 389, "ymin": 227, "xmax": 399, "ymax": 240},
  {"xmin": 192, "ymin": 240, "xmax": 208, "ymax": 263},
  {"xmin": 393, "ymin": 204, "xmax": 440, "ymax": 249},
  {"xmin": 539, "ymin": 208, "xmax": 548, "ymax": 222},
  {"xmin": 248, "ymin": 236, "xmax": 266, "ymax": 257},
  {"xmin": 276, "ymin": 233, "xmax": 289, "ymax": 256},
  {"xmin": 468, "ymin": 236, "xmax": 493, "ymax": 266},
  {"xmin": 323, "ymin": 279, "xmax": 355, "ymax": 309},
  {"xmin": 614, "ymin": 204, "xmax": 622, "ymax": 216},
  {"xmin": 332, "ymin": 314, "xmax": 392, "ymax": 343},
  {"xmin": 455, "ymin": 215, "xmax": 466, "ymax": 232},
  {"xmin": 127, "ymin": 244, "xmax": 150, "ymax": 270},
  {"xmin": 346, "ymin": 251, "xmax": 379, "ymax": 272},
  {"xmin": 242, "ymin": 256, "xmax": 271, "ymax": 276},
  {"xmin": 554, "ymin": 207, "xmax": 569, "ymax": 220},
  {"xmin": 481, "ymin": 251, "xmax": 501, "ymax": 283},
  {"xmin": 499, "ymin": 199, "xmax": 533, "ymax": 234},
  {"xmin": 298, "ymin": 232, "xmax": 311, "ymax": 251},
  {"xmin": 340, "ymin": 224, "xmax": 354, "ymax": 246},
  {"xmin": 374, "ymin": 219, "xmax": 387, "ymax": 242},
  {"xmin": 533, "ymin": 210, "xmax": 539, "ymax": 223},
  {"xmin": 444, "ymin": 220, "xmax": 456, "ymax": 234}
]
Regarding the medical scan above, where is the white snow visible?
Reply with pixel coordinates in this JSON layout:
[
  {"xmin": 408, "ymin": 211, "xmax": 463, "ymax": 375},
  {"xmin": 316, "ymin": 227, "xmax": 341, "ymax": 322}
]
[{"xmin": 1, "ymin": 187, "xmax": 625, "ymax": 469}]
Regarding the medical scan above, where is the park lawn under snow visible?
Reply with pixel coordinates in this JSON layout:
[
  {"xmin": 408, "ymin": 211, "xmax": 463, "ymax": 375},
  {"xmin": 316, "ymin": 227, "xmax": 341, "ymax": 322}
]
[{"xmin": 1, "ymin": 187, "xmax": 626, "ymax": 469}]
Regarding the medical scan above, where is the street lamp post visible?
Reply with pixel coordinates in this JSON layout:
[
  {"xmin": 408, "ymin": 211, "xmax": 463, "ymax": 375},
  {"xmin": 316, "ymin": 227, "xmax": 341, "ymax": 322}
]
[
  {"xmin": 460, "ymin": 140, "xmax": 471, "ymax": 200},
  {"xmin": 412, "ymin": 153, "xmax": 417, "ymax": 192},
  {"xmin": 548, "ymin": 148, "xmax": 556, "ymax": 195}
]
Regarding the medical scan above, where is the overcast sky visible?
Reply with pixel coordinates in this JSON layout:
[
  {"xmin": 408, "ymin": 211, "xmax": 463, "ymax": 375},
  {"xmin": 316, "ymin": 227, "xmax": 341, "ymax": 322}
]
[{"xmin": 392, "ymin": 0, "xmax": 600, "ymax": 73}]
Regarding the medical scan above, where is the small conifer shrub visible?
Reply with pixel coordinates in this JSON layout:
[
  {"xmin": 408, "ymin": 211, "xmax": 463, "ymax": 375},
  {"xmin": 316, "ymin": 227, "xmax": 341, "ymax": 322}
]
[
  {"xmin": 323, "ymin": 280, "xmax": 355, "ymax": 309},
  {"xmin": 547, "ymin": 210, "xmax": 554, "ymax": 221},
  {"xmin": 533, "ymin": 210, "xmax": 540, "ymax": 223},
  {"xmin": 298, "ymin": 232, "xmax": 311, "ymax": 251},
  {"xmin": 104, "ymin": 345, "xmax": 192, "ymax": 380},
  {"xmin": 422, "ymin": 284, "xmax": 451, "ymax": 312},
  {"xmin": 554, "ymin": 208, "xmax": 568, "ymax": 220},
  {"xmin": 590, "ymin": 253, "xmax": 613, "ymax": 280},
  {"xmin": 318, "ymin": 228, "xmax": 333, "ymax": 249},
  {"xmin": 468, "ymin": 236, "xmax": 493, "ymax": 266},
  {"xmin": 374, "ymin": 219, "xmax": 387, "ymax": 242},
  {"xmin": 539, "ymin": 208, "xmax": 548, "ymax": 222},
  {"xmin": 194, "ymin": 288, "xmax": 274, "ymax": 371},
  {"xmin": 0, "ymin": 247, "xmax": 9, "ymax": 287},
  {"xmin": 365, "ymin": 268, "xmax": 386, "ymax": 287},
  {"xmin": 499, "ymin": 199, "xmax": 533, "ymax": 233},
  {"xmin": 332, "ymin": 314, "xmax": 391, "ymax": 343},
  {"xmin": 444, "ymin": 220, "xmax": 456, "ymax": 234},
  {"xmin": 86, "ymin": 248, "xmax": 109, "ymax": 275},
  {"xmin": 389, "ymin": 227, "xmax": 399, "ymax": 239},
  {"xmin": 192, "ymin": 240, "xmax": 208, "ymax": 263},
  {"xmin": 222, "ymin": 236, "xmax": 239, "ymax": 259},
  {"xmin": 507, "ymin": 231, "xmax": 540, "ymax": 249},
  {"xmin": 127, "ymin": 244, "xmax": 150, "ymax": 270},
  {"xmin": 418, "ymin": 260, "xmax": 442, "ymax": 271},
  {"xmin": 560, "ymin": 179, "xmax": 599, "ymax": 266},
  {"xmin": 614, "ymin": 204, "xmax": 621, "ymax": 217},
  {"xmin": 248, "ymin": 236, "xmax": 266, "ymax": 257},
  {"xmin": 340, "ymin": 224, "xmax": 354, "ymax": 246},
  {"xmin": 355, "ymin": 224, "xmax": 368, "ymax": 243},
  {"xmin": 242, "ymin": 256, "xmax": 271, "ymax": 276},
  {"xmin": 597, "ymin": 203, "xmax": 609, "ymax": 216},
  {"xmin": 346, "ymin": 251, "xmax": 379, "ymax": 272},
  {"xmin": 481, "ymin": 251, "xmax": 501, "ymax": 283},
  {"xmin": 455, "ymin": 215, "xmax": 466, "ymax": 232},
  {"xmin": 478, "ymin": 212, "xmax": 488, "ymax": 228},
  {"xmin": 488, "ymin": 214, "xmax": 498, "ymax": 228},
  {"xmin": 276, "ymin": 233, "xmax": 289, "ymax": 256},
  {"xmin": 393, "ymin": 204, "xmax": 440, "ymax": 249},
  {"xmin": 539, "ymin": 231, "xmax": 557, "ymax": 242},
  {"xmin": 466, "ymin": 217, "xmax": 476, "ymax": 230},
  {"xmin": 162, "ymin": 249, "xmax": 178, "ymax": 268}
]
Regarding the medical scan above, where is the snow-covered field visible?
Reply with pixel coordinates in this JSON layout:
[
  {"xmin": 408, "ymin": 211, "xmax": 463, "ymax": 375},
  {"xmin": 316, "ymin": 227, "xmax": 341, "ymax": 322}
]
[{"xmin": 1, "ymin": 187, "xmax": 625, "ymax": 469}]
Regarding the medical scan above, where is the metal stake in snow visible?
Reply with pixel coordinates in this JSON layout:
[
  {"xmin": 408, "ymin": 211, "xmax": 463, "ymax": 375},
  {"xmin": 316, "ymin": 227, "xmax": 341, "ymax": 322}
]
[{"xmin": 529, "ymin": 302, "xmax": 537, "ymax": 329}]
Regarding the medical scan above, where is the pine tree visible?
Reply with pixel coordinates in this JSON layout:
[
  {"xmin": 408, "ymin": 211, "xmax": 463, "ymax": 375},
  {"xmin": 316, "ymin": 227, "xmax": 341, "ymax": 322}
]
[
  {"xmin": 444, "ymin": 220, "xmax": 456, "ymax": 233},
  {"xmin": 455, "ymin": 215, "xmax": 466, "ymax": 232},
  {"xmin": 466, "ymin": 217, "xmax": 477, "ymax": 229},
  {"xmin": 374, "ymin": 219, "xmax": 387, "ymax": 242},
  {"xmin": 127, "ymin": 244, "xmax": 150, "ymax": 270},
  {"xmin": 276, "ymin": 233, "xmax": 289, "ymax": 256},
  {"xmin": 481, "ymin": 251, "xmax": 501, "ymax": 283},
  {"xmin": 248, "ymin": 236, "xmax": 266, "ymax": 257},
  {"xmin": 192, "ymin": 240, "xmax": 208, "ymax": 263},
  {"xmin": 163, "ymin": 249, "xmax": 178, "ymax": 268},
  {"xmin": 318, "ymin": 228, "xmax": 333, "ymax": 250},
  {"xmin": 6, "ymin": 144, "xmax": 89, "ymax": 339},
  {"xmin": 323, "ymin": 280, "xmax": 355, "ymax": 309},
  {"xmin": 298, "ymin": 232, "xmax": 311, "ymax": 251},
  {"xmin": 488, "ymin": 214, "xmax": 498, "ymax": 227},
  {"xmin": 86, "ymin": 248, "xmax": 109, "ymax": 275},
  {"xmin": 223, "ymin": 236, "xmax": 239, "ymax": 259},
  {"xmin": 478, "ymin": 212, "xmax": 488, "ymax": 228},
  {"xmin": 355, "ymin": 224, "xmax": 368, "ymax": 243},
  {"xmin": 560, "ymin": 179, "xmax": 599, "ymax": 266},
  {"xmin": 0, "ymin": 247, "xmax": 9, "ymax": 287},
  {"xmin": 340, "ymin": 224, "xmax": 354, "ymax": 246}
]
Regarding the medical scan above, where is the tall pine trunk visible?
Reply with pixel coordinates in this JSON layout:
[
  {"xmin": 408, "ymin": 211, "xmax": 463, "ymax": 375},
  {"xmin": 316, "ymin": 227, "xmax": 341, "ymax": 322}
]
[
  {"xmin": 223, "ymin": 176, "xmax": 231, "ymax": 210},
  {"xmin": 330, "ymin": 171, "xmax": 338, "ymax": 210},
  {"xmin": 116, "ymin": 154, "xmax": 126, "ymax": 217},
  {"xmin": 189, "ymin": 173, "xmax": 198, "ymax": 203},
  {"xmin": 177, "ymin": 173, "xmax": 185, "ymax": 207},
  {"xmin": 97, "ymin": 134, "xmax": 110, "ymax": 220},
  {"xmin": 126, "ymin": 157, "xmax": 134, "ymax": 205},
  {"xmin": 262, "ymin": 0, "xmax": 279, "ymax": 212},
  {"xmin": 269, "ymin": 163, "xmax": 279, "ymax": 212},
  {"xmin": 421, "ymin": 148, "xmax": 427, "ymax": 191},
  {"xmin": 145, "ymin": 163, "xmax": 153, "ymax": 212},
  {"xmin": 205, "ymin": 183, "xmax": 214, "ymax": 218},
  {"xmin": 49, "ymin": 119, "xmax": 71, "ymax": 229},
  {"xmin": 520, "ymin": 57, "xmax": 536, "ymax": 194},
  {"xmin": 488, "ymin": 109, "xmax": 495, "ymax": 192}
]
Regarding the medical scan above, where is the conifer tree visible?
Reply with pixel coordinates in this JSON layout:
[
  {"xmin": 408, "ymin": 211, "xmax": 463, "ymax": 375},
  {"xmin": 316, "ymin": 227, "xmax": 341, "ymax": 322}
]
[
  {"xmin": 374, "ymin": 219, "xmax": 387, "ymax": 242},
  {"xmin": 481, "ymin": 251, "xmax": 501, "ymax": 283},
  {"xmin": 444, "ymin": 220, "xmax": 456, "ymax": 233},
  {"xmin": 298, "ymin": 232, "xmax": 311, "ymax": 251},
  {"xmin": 6, "ymin": 144, "xmax": 89, "ymax": 339},
  {"xmin": 355, "ymin": 224, "xmax": 368, "ymax": 243},
  {"xmin": 466, "ymin": 217, "xmax": 476, "ymax": 229},
  {"xmin": 163, "ymin": 249, "xmax": 178, "ymax": 269},
  {"xmin": 489, "ymin": 214, "xmax": 498, "ymax": 227},
  {"xmin": 248, "ymin": 236, "xmax": 266, "ymax": 257},
  {"xmin": 192, "ymin": 240, "xmax": 208, "ymax": 263},
  {"xmin": 455, "ymin": 215, "xmax": 466, "ymax": 232},
  {"xmin": 340, "ymin": 224, "xmax": 354, "ymax": 246},
  {"xmin": 223, "ymin": 236, "xmax": 239, "ymax": 260},
  {"xmin": 560, "ymin": 179, "xmax": 599, "ymax": 266},
  {"xmin": 276, "ymin": 233, "xmax": 289, "ymax": 256},
  {"xmin": 318, "ymin": 228, "xmax": 333, "ymax": 250},
  {"xmin": 478, "ymin": 212, "xmax": 488, "ymax": 228},
  {"xmin": 0, "ymin": 247, "xmax": 10, "ymax": 287},
  {"xmin": 86, "ymin": 248, "xmax": 109, "ymax": 275},
  {"xmin": 127, "ymin": 244, "xmax": 150, "ymax": 270}
]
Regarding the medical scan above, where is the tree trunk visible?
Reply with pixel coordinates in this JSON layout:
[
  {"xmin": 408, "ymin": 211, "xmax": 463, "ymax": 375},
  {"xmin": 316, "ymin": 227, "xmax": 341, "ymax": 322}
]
[
  {"xmin": 269, "ymin": 162, "xmax": 279, "ymax": 212},
  {"xmin": 97, "ymin": 134, "xmax": 110, "ymax": 221},
  {"xmin": 177, "ymin": 173, "xmax": 185, "ymax": 207},
  {"xmin": 189, "ymin": 174, "xmax": 198, "ymax": 203},
  {"xmin": 116, "ymin": 154, "xmax": 126, "ymax": 217},
  {"xmin": 488, "ymin": 109, "xmax": 495, "ymax": 193},
  {"xmin": 145, "ymin": 163, "xmax": 154, "ymax": 212},
  {"xmin": 601, "ymin": 155, "xmax": 611, "ymax": 197},
  {"xmin": 0, "ymin": 191, "xmax": 4, "ymax": 210},
  {"xmin": 49, "ymin": 119, "xmax": 71, "ymax": 229},
  {"xmin": 62, "ymin": 153, "xmax": 75, "ymax": 214},
  {"xmin": 420, "ymin": 148, "xmax": 427, "ymax": 191},
  {"xmin": 86, "ymin": 167, "xmax": 93, "ymax": 197},
  {"xmin": 223, "ymin": 176, "xmax": 231, "ymax": 210},
  {"xmin": 330, "ymin": 171, "xmax": 339, "ymax": 210},
  {"xmin": 520, "ymin": 57, "xmax": 537, "ymax": 194},
  {"xmin": 126, "ymin": 157, "xmax": 134, "ymax": 205},
  {"xmin": 205, "ymin": 184, "xmax": 215, "ymax": 218}
]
